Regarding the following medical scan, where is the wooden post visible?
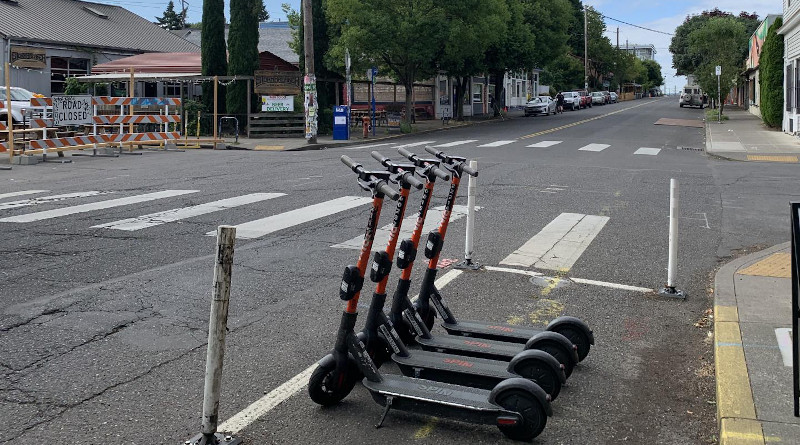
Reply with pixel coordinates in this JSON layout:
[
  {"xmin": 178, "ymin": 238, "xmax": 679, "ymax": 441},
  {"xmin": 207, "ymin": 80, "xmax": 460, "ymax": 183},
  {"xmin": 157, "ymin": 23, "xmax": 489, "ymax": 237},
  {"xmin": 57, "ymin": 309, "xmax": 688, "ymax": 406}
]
[
  {"xmin": 246, "ymin": 78, "xmax": 251, "ymax": 139},
  {"xmin": 213, "ymin": 75, "xmax": 218, "ymax": 141},
  {"xmin": 5, "ymin": 62, "xmax": 12, "ymax": 162}
]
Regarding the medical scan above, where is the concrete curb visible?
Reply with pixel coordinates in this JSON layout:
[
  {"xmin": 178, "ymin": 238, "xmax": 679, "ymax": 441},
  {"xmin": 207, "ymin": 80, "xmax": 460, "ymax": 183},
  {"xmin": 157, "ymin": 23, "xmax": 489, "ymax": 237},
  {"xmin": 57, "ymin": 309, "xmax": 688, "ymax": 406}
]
[{"xmin": 713, "ymin": 242, "xmax": 789, "ymax": 445}]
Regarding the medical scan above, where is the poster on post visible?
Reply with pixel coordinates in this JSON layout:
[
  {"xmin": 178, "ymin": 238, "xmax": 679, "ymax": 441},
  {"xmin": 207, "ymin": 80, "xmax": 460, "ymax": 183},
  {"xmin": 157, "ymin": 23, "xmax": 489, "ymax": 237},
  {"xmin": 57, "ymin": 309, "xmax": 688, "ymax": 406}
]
[{"xmin": 52, "ymin": 95, "xmax": 93, "ymax": 126}]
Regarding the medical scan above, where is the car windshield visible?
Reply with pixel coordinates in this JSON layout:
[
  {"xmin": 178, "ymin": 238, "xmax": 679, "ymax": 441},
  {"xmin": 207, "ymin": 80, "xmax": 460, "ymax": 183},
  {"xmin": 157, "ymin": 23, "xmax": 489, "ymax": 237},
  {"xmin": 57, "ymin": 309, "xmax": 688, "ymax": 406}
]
[{"xmin": 0, "ymin": 88, "xmax": 34, "ymax": 101}]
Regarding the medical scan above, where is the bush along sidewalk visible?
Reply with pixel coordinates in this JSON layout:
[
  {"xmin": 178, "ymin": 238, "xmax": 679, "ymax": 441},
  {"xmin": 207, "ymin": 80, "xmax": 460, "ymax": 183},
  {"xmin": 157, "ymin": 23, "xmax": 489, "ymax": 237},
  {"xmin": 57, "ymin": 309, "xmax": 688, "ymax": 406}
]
[{"xmin": 705, "ymin": 108, "xmax": 729, "ymax": 121}]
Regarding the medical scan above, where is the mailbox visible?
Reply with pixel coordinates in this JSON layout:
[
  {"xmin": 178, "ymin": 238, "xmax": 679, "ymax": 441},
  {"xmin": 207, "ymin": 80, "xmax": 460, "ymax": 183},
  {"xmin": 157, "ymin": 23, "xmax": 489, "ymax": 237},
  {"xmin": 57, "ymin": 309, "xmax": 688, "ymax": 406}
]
[{"xmin": 333, "ymin": 105, "xmax": 349, "ymax": 140}]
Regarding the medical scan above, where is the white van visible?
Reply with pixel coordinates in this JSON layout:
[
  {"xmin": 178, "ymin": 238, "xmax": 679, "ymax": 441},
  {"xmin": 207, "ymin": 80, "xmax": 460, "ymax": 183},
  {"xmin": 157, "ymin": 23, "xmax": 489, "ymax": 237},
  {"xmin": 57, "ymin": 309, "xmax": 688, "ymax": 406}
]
[{"xmin": 679, "ymin": 84, "xmax": 704, "ymax": 109}]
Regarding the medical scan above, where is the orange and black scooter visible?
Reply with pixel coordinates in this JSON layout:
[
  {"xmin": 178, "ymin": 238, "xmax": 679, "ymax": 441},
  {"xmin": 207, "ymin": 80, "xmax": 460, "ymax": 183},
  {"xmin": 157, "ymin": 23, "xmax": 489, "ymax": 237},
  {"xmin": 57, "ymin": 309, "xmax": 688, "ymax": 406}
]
[
  {"xmin": 308, "ymin": 155, "xmax": 552, "ymax": 441},
  {"xmin": 392, "ymin": 147, "xmax": 589, "ymax": 378}
]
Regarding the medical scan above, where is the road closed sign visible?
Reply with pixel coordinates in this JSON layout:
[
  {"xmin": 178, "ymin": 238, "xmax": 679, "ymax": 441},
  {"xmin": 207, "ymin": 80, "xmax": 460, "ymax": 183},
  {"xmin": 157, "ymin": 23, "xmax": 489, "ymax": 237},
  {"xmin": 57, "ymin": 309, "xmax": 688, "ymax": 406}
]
[{"xmin": 52, "ymin": 95, "xmax": 93, "ymax": 126}]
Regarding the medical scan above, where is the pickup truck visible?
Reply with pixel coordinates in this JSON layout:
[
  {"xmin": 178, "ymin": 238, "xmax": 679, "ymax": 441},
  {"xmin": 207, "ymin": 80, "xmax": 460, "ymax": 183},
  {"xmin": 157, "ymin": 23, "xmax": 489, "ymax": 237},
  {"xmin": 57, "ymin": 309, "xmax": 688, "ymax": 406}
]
[{"xmin": 0, "ymin": 87, "xmax": 50, "ymax": 124}]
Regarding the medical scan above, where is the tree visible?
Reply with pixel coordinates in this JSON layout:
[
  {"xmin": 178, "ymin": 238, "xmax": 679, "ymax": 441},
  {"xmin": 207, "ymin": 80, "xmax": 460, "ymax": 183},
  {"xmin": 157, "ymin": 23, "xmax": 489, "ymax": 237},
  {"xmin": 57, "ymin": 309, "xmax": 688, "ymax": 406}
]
[
  {"xmin": 156, "ymin": 1, "xmax": 184, "ymax": 30},
  {"xmin": 687, "ymin": 16, "xmax": 749, "ymax": 112},
  {"xmin": 201, "ymin": 0, "xmax": 228, "ymax": 115},
  {"xmin": 227, "ymin": 0, "xmax": 260, "ymax": 117},
  {"xmin": 565, "ymin": 0, "xmax": 584, "ymax": 58},
  {"xmin": 641, "ymin": 59, "xmax": 664, "ymax": 91},
  {"xmin": 259, "ymin": 0, "xmax": 270, "ymax": 22},
  {"xmin": 540, "ymin": 54, "xmax": 584, "ymax": 92},
  {"xmin": 760, "ymin": 17, "xmax": 784, "ymax": 128},
  {"xmin": 584, "ymin": 6, "xmax": 615, "ymax": 89}
]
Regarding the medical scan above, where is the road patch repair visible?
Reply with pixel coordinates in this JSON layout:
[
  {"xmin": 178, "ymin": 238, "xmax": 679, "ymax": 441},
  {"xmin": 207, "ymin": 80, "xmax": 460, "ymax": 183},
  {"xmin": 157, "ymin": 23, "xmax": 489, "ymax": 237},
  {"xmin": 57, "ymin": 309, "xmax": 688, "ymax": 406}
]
[{"xmin": 654, "ymin": 117, "xmax": 705, "ymax": 128}]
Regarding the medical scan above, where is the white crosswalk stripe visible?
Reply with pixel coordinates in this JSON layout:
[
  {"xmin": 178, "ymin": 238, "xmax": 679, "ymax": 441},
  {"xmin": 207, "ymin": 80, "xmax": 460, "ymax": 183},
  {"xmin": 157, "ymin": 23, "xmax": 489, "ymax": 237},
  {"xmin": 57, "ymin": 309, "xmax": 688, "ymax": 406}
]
[
  {"xmin": 578, "ymin": 143, "xmax": 610, "ymax": 152},
  {"xmin": 394, "ymin": 141, "xmax": 436, "ymax": 149},
  {"xmin": 0, "ymin": 191, "xmax": 113, "ymax": 212},
  {"xmin": 433, "ymin": 140, "xmax": 478, "ymax": 148},
  {"xmin": 634, "ymin": 147, "xmax": 661, "ymax": 156},
  {"xmin": 209, "ymin": 196, "xmax": 372, "ymax": 239},
  {"xmin": 343, "ymin": 142, "xmax": 397, "ymax": 150},
  {"xmin": 527, "ymin": 141, "xmax": 562, "ymax": 148},
  {"xmin": 478, "ymin": 140, "xmax": 516, "ymax": 147},
  {"xmin": 0, "ymin": 190, "xmax": 197, "ymax": 223},
  {"xmin": 500, "ymin": 213, "xmax": 609, "ymax": 271},
  {"xmin": 0, "ymin": 190, "xmax": 49, "ymax": 201},
  {"xmin": 331, "ymin": 205, "xmax": 480, "ymax": 250},
  {"xmin": 92, "ymin": 193, "xmax": 286, "ymax": 231}
]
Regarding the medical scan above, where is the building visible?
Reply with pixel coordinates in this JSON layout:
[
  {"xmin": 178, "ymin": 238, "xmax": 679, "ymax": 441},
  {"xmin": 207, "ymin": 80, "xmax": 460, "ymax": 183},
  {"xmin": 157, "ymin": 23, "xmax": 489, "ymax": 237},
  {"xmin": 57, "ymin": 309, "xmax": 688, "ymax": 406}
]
[
  {"xmin": 175, "ymin": 21, "xmax": 299, "ymax": 67},
  {"xmin": 781, "ymin": 0, "xmax": 800, "ymax": 133},
  {"xmin": 621, "ymin": 43, "xmax": 656, "ymax": 61},
  {"xmin": 0, "ymin": 0, "xmax": 198, "ymax": 96},
  {"xmin": 741, "ymin": 15, "xmax": 781, "ymax": 118}
]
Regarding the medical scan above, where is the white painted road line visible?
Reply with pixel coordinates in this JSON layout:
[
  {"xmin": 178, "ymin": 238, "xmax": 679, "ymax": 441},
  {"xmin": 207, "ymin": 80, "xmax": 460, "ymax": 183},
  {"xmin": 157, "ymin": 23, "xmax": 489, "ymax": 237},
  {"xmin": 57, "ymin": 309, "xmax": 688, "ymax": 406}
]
[
  {"xmin": 0, "ymin": 191, "xmax": 109, "ymax": 211},
  {"xmin": 484, "ymin": 266, "xmax": 651, "ymax": 292},
  {"xmin": 775, "ymin": 328, "xmax": 793, "ymax": 367},
  {"xmin": 500, "ymin": 213, "xmax": 609, "ymax": 270},
  {"xmin": 526, "ymin": 141, "xmax": 562, "ymax": 148},
  {"xmin": 578, "ymin": 143, "xmax": 610, "ymax": 152},
  {"xmin": 634, "ymin": 147, "xmax": 661, "ymax": 156},
  {"xmin": 331, "ymin": 205, "xmax": 480, "ymax": 250},
  {"xmin": 219, "ymin": 270, "xmax": 464, "ymax": 433},
  {"xmin": 92, "ymin": 193, "xmax": 286, "ymax": 231},
  {"xmin": 212, "ymin": 196, "xmax": 372, "ymax": 239},
  {"xmin": 484, "ymin": 266, "xmax": 543, "ymax": 277},
  {"xmin": 0, "ymin": 190, "xmax": 197, "ymax": 223},
  {"xmin": 394, "ymin": 141, "xmax": 436, "ymax": 149},
  {"xmin": 0, "ymin": 190, "xmax": 49, "ymax": 201},
  {"xmin": 343, "ymin": 142, "xmax": 397, "ymax": 150},
  {"xmin": 478, "ymin": 140, "xmax": 516, "ymax": 147},
  {"xmin": 433, "ymin": 140, "xmax": 478, "ymax": 147}
]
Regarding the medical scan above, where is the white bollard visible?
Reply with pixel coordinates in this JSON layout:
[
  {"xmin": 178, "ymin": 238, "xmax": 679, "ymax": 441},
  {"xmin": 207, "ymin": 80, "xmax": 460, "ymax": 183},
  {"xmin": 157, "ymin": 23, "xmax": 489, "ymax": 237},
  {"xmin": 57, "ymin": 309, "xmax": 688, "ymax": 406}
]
[
  {"xmin": 456, "ymin": 160, "xmax": 481, "ymax": 270},
  {"xmin": 660, "ymin": 179, "xmax": 686, "ymax": 299}
]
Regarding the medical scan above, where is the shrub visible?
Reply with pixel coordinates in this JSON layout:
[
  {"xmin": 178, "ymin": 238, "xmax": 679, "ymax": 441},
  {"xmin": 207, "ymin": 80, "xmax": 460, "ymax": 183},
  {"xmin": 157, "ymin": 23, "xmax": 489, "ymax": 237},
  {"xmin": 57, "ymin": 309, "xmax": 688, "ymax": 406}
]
[{"xmin": 760, "ymin": 18, "xmax": 784, "ymax": 128}]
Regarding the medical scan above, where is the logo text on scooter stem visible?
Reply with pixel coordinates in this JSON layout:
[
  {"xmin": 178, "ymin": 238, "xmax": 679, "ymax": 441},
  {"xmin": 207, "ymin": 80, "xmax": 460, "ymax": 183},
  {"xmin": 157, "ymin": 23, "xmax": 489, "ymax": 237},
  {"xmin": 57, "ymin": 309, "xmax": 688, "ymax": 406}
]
[
  {"xmin": 379, "ymin": 324, "xmax": 402, "ymax": 354},
  {"xmin": 391, "ymin": 194, "xmax": 406, "ymax": 230},
  {"xmin": 360, "ymin": 204, "xmax": 380, "ymax": 255}
]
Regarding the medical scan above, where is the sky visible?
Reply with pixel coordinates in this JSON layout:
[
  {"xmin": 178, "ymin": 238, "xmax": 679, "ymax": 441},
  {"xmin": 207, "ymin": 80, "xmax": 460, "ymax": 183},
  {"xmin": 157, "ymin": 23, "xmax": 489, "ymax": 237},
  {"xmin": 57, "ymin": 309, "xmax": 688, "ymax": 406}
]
[{"xmin": 119, "ymin": 0, "xmax": 781, "ymax": 93}]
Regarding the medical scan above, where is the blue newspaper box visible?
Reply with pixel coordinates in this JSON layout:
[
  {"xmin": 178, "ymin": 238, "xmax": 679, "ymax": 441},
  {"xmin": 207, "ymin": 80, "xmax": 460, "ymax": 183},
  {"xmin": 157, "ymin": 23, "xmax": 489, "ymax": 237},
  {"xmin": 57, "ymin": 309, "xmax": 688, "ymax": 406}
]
[{"xmin": 333, "ymin": 106, "xmax": 349, "ymax": 140}]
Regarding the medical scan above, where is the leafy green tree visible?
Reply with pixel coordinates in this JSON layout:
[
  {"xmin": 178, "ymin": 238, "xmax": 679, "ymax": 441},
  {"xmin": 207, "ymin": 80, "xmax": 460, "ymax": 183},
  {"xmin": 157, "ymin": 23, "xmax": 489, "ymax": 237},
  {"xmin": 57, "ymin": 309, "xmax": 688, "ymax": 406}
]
[
  {"xmin": 671, "ymin": 9, "xmax": 759, "ymax": 76},
  {"xmin": 541, "ymin": 54, "xmax": 584, "ymax": 92},
  {"xmin": 565, "ymin": 0, "xmax": 584, "ymax": 58},
  {"xmin": 227, "ymin": 0, "xmax": 260, "ymax": 117},
  {"xmin": 259, "ymin": 0, "xmax": 270, "ymax": 22},
  {"xmin": 156, "ymin": 1, "xmax": 184, "ymax": 30},
  {"xmin": 687, "ymin": 16, "xmax": 749, "ymax": 112},
  {"xmin": 202, "ymin": 0, "xmax": 228, "ymax": 115},
  {"xmin": 760, "ymin": 17, "xmax": 784, "ymax": 128},
  {"xmin": 641, "ymin": 59, "xmax": 664, "ymax": 91},
  {"xmin": 484, "ymin": 0, "xmax": 534, "ymax": 115},
  {"xmin": 64, "ymin": 77, "xmax": 88, "ymax": 95},
  {"xmin": 585, "ymin": 6, "xmax": 614, "ymax": 89}
]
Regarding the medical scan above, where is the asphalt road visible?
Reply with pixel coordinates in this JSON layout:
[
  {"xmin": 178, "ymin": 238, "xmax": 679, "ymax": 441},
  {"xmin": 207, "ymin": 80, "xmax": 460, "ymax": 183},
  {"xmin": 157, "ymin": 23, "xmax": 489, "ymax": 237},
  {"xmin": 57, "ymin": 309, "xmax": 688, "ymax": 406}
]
[{"xmin": 1, "ymin": 98, "xmax": 797, "ymax": 444}]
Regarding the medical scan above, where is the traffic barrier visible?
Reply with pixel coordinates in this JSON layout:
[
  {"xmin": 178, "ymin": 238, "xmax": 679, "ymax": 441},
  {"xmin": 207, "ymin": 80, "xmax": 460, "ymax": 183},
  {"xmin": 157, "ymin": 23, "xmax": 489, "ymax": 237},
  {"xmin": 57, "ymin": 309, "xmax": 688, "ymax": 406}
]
[
  {"xmin": 0, "ymin": 141, "xmax": 8, "ymax": 153},
  {"xmin": 29, "ymin": 135, "xmax": 107, "ymax": 150},
  {"xmin": 0, "ymin": 121, "xmax": 5, "ymax": 131},
  {"xmin": 107, "ymin": 132, "xmax": 180, "ymax": 143},
  {"xmin": 28, "ymin": 118, "xmax": 54, "ymax": 128},
  {"xmin": 31, "ymin": 97, "xmax": 182, "ymax": 107},
  {"xmin": 93, "ymin": 115, "xmax": 181, "ymax": 125},
  {"xmin": 29, "ymin": 97, "xmax": 51, "ymax": 107}
]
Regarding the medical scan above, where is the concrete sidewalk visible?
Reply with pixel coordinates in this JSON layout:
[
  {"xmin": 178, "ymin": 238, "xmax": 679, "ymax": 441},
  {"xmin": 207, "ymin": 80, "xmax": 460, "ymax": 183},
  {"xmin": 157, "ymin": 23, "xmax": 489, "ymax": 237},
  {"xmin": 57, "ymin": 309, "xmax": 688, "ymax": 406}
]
[
  {"xmin": 714, "ymin": 243, "xmax": 800, "ymax": 444},
  {"xmin": 706, "ymin": 108, "xmax": 800, "ymax": 163},
  {"xmin": 223, "ymin": 110, "xmax": 526, "ymax": 151}
]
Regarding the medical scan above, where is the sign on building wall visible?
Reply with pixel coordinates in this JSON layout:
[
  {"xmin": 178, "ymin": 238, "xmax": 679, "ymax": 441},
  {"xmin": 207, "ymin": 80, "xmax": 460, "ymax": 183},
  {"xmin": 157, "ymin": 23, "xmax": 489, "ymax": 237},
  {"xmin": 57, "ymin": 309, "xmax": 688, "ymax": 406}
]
[
  {"xmin": 52, "ymin": 95, "xmax": 93, "ymax": 126},
  {"xmin": 254, "ymin": 70, "xmax": 302, "ymax": 95},
  {"xmin": 261, "ymin": 96, "xmax": 294, "ymax": 112},
  {"xmin": 10, "ymin": 46, "xmax": 46, "ymax": 70}
]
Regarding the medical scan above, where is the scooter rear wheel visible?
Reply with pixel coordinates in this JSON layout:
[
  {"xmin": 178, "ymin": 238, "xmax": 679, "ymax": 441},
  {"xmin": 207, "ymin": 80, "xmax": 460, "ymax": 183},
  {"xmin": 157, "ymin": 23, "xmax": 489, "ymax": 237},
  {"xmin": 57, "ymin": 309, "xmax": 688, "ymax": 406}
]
[
  {"xmin": 493, "ymin": 388, "xmax": 547, "ymax": 441},
  {"xmin": 308, "ymin": 358, "xmax": 360, "ymax": 406},
  {"xmin": 552, "ymin": 326, "xmax": 591, "ymax": 361},
  {"xmin": 511, "ymin": 359, "xmax": 562, "ymax": 401},
  {"xmin": 533, "ymin": 341, "xmax": 575, "ymax": 378}
]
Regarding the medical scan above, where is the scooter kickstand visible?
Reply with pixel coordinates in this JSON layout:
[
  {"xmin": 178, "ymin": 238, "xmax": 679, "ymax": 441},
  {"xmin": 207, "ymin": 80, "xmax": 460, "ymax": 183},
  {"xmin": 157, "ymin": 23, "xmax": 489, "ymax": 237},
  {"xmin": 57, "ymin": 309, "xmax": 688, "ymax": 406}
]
[{"xmin": 376, "ymin": 396, "xmax": 394, "ymax": 428}]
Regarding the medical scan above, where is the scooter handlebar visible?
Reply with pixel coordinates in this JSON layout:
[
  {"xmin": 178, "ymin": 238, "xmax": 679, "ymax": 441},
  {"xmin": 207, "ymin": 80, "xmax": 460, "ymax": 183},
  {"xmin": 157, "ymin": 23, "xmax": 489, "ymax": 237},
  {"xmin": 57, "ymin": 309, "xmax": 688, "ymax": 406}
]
[
  {"xmin": 340, "ymin": 155, "xmax": 362, "ymax": 173},
  {"xmin": 460, "ymin": 163, "xmax": 478, "ymax": 177},
  {"xmin": 425, "ymin": 146, "xmax": 444, "ymax": 159},
  {"xmin": 377, "ymin": 181, "xmax": 401, "ymax": 200},
  {"xmin": 404, "ymin": 172, "xmax": 425, "ymax": 190},
  {"xmin": 397, "ymin": 147, "xmax": 415, "ymax": 160},
  {"xmin": 433, "ymin": 166, "xmax": 451, "ymax": 181},
  {"xmin": 370, "ymin": 151, "xmax": 390, "ymax": 165}
]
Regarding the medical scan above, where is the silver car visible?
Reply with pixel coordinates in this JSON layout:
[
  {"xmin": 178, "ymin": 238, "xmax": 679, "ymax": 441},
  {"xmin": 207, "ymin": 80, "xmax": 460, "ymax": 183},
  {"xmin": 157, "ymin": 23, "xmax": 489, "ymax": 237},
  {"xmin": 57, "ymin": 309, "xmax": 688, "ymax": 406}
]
[
  {"xmin": 591, "ymin": 92, "xmax": 606, "ymax": 105},
  {"xmin": 524, "ymin": 96, "xmax": 556, "ymax": 116}
]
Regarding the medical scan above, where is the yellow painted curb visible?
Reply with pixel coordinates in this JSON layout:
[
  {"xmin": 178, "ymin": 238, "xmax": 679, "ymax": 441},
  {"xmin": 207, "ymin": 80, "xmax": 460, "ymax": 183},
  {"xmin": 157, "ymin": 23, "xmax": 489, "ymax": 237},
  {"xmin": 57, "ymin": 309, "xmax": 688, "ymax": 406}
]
[
  {"xmin": 746, "ymin": 155, "xmax": 798, "ymax": 163},
  {"xmin": 737, "ymin": 253, "xmax": 791, "ymax": 278},
  {"xmin": 254, "ymin": 145, "xmax": 284, "ymax": 151},
  {"xmin": 720, "ymin": 418, "xmax": 766, "ymax": 444},
  {"xmin": 716, "ymin": 305, "xmax": 739, "ymax": 323}
]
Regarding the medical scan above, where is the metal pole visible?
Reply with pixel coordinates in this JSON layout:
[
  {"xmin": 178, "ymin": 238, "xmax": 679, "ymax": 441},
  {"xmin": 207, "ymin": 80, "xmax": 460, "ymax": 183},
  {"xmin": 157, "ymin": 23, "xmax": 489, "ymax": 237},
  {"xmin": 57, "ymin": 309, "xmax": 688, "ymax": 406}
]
[
  {"xmin": 660, "ymin": 179, "xmax": 686, "ymax": 299},
  {"xmin": 213, "ymin": 75, "xmax": 219, "ymax": 141},
  {"xmin": 5, "ymin": 62, "xmax": 12, "ymax": 164},
  {"xmin": 584, "ymin": 6, "xmax": 588, "ymax": 90},
  {"xmin": 717, "ymin": 74, "xmax": 721, "ymax": 123},
  {"xmin": 456, "ymin": 160, "xmax": 481, "ymax": 271}
]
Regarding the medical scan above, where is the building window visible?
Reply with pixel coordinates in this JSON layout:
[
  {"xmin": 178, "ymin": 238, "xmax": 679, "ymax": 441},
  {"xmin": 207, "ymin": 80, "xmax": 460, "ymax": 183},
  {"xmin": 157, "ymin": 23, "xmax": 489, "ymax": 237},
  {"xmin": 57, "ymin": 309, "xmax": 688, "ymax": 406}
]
[
  {"xmin": 786, "ymin": 64, "xmax": 792, "ymax": 111},
  {"xmin": 50, "ymin": 57, "xmax": 89, "ymax": 94},
  {"xmin": 473, "ymin": 83, "xmax": 483, "ymax": 103},
  {"xmin": 164, "ymin": 82, "xmax": 182, "ymax": 97}
]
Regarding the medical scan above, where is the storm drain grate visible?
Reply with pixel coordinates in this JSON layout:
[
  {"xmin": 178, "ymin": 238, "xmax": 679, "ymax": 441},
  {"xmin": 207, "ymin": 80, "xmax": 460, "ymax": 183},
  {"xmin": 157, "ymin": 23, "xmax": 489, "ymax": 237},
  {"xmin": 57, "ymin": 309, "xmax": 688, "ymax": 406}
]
[{"xmin": 677, "ymin": 146, "xmax": 704, "ymax": 152}]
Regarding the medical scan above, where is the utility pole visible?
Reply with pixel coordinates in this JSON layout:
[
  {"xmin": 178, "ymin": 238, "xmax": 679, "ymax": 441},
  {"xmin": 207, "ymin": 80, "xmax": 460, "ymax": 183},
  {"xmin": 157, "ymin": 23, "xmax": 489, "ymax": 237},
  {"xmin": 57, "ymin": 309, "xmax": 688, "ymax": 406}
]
[
  {"xmin": 584, "ymin": 5, "xmax": 588, "ymax": 90},
  {"xmin": 616, "ymin": 27, "xmax": 619, "ymax": 50},
  {"xmin": 303, "ymin": 0, "xmax": 318, "ymax": 144}
]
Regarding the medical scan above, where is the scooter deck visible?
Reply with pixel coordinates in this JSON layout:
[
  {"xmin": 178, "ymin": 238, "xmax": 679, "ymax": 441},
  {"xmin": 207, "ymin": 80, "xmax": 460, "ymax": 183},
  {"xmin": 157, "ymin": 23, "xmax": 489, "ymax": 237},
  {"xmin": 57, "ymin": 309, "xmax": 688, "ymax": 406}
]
[
  {"xmin": 363, "ymin": 373, "xmax": 496, "ymax": 410},
  {"xmin": 415, "ymin": 333, "xmax": 523, "ymax": 361},
  {"xmin": 441, "ymin": 320, "xmax": 541, "ymax": 343},
  {"xmin": 393, "ymin": 350, "xmax": 515, "ymax": 381}
]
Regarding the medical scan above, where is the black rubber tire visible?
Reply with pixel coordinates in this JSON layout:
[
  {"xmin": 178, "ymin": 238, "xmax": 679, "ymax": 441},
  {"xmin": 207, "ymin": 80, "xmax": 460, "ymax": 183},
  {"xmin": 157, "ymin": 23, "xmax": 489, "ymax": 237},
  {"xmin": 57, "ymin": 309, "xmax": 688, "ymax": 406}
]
[
  {"xmin": 308, "ymin": 358, "xmax": 360, "ymax": 406},
  {"xmin": 534, "ymin": 341, "xmax": 575, "ymax": 378},
  {"xmin": 551, "ymin": 326, "xmax": 591, "ymax": 362},
  {"xmin": 512, "ymin": 359, "xmax": 562, "ymax": 401},
  {"xmin": 494, "ymin": 388, "xmax": 548, "ymax": 441}
]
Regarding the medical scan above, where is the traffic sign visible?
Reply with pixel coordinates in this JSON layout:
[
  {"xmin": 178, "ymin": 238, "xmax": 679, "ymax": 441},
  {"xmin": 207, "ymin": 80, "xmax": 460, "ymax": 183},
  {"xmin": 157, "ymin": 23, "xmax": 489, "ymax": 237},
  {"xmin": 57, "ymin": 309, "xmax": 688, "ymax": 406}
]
[{"xmin": 715, "ymin": 65, "xmax": 721, "ymax": 76}]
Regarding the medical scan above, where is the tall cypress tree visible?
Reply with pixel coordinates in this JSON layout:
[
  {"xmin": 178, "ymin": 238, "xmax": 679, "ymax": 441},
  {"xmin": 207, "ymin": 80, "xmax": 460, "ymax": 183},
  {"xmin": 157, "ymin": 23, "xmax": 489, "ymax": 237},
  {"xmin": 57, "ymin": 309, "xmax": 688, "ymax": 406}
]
[
  {"xmin": 202, "ymin": 0, "xmax": 228, "ymax": 116},
  {"xmin": 227, "ymin": 0, "xmax": 260, "ymax": 117},
  {"xmin": 760, "ymin": 18, "xmax": 784, "ymax": 128}
]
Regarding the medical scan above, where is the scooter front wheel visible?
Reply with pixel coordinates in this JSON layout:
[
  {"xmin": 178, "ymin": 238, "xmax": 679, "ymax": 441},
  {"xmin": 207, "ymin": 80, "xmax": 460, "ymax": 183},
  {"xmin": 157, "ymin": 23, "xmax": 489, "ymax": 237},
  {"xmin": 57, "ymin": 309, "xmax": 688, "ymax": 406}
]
[
  {"xmin": 493, "ymin": 388, "xmax": 548, "ymax": 441},
  {"xmin": 532, "ymin": 340, "xmax": 576, "ymax": 379},
  {"xmin": 308, "ymin": 357, "xmax": 360, "ymax": 406},
  {"xmin": 511, "ymin": 358, "xmax": 562, "ymax": 401}
]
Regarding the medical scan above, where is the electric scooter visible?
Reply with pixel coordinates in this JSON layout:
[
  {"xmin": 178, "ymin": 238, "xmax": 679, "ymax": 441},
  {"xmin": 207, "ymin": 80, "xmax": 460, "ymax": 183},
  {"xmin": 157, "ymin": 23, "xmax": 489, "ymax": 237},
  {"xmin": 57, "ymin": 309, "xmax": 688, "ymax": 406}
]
[
  {"xmin": 308, "ymin": 155, "xmax": 552, "ymax": 441},
  {"xmin": 392, "ymin": 147, "xmax": 582, "ymax": 377},
  {"xmin": 359, "ymin": 152, "xmax": 566, "ymax": 400}
]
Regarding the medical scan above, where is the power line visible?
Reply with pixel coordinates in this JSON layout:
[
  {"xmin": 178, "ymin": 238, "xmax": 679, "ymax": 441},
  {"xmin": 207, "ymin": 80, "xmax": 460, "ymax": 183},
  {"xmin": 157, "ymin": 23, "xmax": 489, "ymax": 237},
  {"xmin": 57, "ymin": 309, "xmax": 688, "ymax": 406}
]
[{"xmin": 600, "ymin": 14, "xmax": 674, "ymax": 36}]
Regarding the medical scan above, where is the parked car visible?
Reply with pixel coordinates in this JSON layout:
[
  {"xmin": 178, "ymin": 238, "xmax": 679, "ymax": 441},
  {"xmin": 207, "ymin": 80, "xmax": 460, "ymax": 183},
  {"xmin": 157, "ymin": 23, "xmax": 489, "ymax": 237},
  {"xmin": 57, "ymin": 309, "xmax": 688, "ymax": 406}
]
[
  {"xmin": 601, "ymin": 91, "xmax": 611, "ymax": 104},
  {"xmin": 679, "ymin": 86, "xmax": 704, "ymax": 108},
  {"xmin": 0, "ymin": 87, "xmax": 49, "ymax": 123},
  {"xmin": 560, "ymin": 91, "xmax": 581, "ymax": 111},
  {"xmin": 591, "ymin": 91, "xmax": 606, "ymax": 105},
  {"xmin": 609, "ymin": 92, "xmax": 618, "ymax": 103},
  {"xmin": 524, "ymin": 96, "xmax": 556, "ymax": 116},
  {"xmin": 576, "ymin": 90, "xmax": 592, "ymax": 108}
]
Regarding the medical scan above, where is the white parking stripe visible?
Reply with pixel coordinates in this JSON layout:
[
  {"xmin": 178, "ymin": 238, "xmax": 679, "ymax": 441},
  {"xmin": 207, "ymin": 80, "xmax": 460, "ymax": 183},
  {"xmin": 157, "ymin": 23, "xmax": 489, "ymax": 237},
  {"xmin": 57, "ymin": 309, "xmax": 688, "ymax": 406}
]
[
  {"xmin": 500, "ymin": 213, "xmax": 609, "ymax": 270},
  {"xmin": 634, "ymin": 147, "xmax": 661, "ymax": 156},
  {"xmin": 433, "ymin": 140, "xmax": 478, "ymax": 147},
  {"xmin": 775, "ymin": 328, "xmax": 793, "ymax": 367},
  {"xmin": 578, "ymin": 143, "xmax": 610, "ymax": 152},
  {"xmin": 478, "ymin": 140, "xmax": 516, "ymax": 147},
  {"xmin": 211, "ymin": 196, "xmax": 372, "ymax": 239},
  {"xmin": 92, "ymin": 193, "xmax": 286, "ymax": 231},
  {"xmin": 0, "ymin": 190, "xmax": 197, "ymax": 223},
  {"xmin": 331, "ymin": 205, "xmax": 481, "ymax": 250},
  {"xmin": 0, "ymin": 190, "xmax": 49, "ymax": 201},
  {"xmin": 527, "ymin": 141, "xmax": 562, "ymax": 148},
  {"xmin": 343, "ymin": 142, "xmax": 397, "ymax": 150},
  {"xmin": 394, "ymin": 141, "xmax": 436, "ymax": 149},
  {"xmin": 0, "ymin": 191, "xmax": 109, "ymax": 211}
]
